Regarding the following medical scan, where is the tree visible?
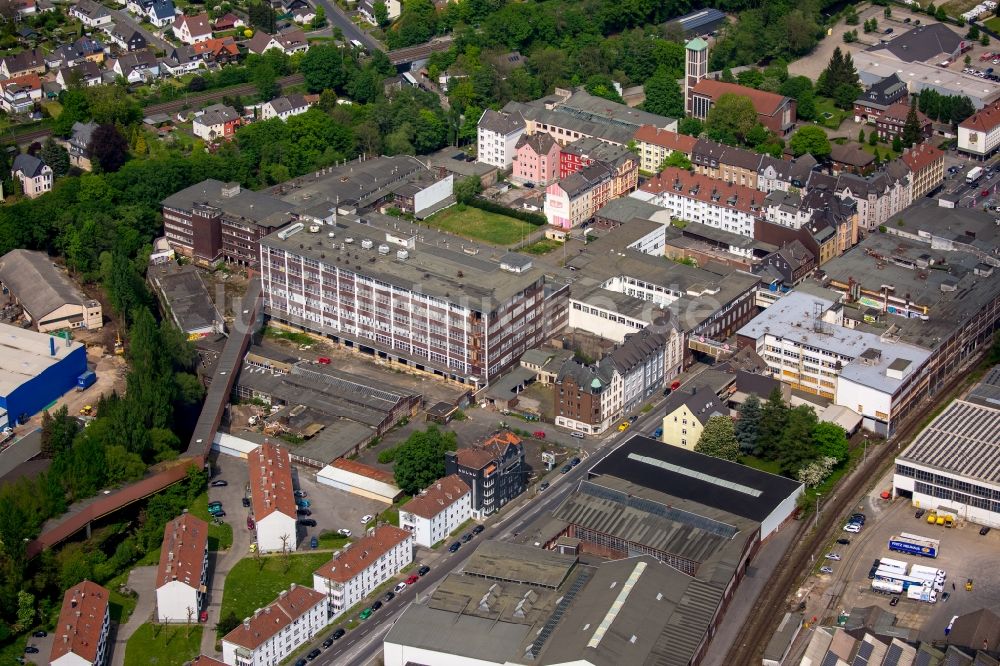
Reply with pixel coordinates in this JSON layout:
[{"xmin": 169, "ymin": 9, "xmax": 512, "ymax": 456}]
[
  {"xmin": 40, "ymin": 138, "xmax": 70, "ymax": 177},
  {"xmin": 734, "ymin": 394, "xmax": 761, "ymax": 454},
  {"xmin": 15, "ymin": 590, "xmax": 34, "ymax": 632},
  {"xmin": 796, "ymin": 456, "xmax": 837, "ymax": 487},
  {"xmin": 737, "ymin": 68, "xmax": 764, "ymax": 89},
  {"xmin": 454, "ymin": 175, "xmax": 482, "ymax": 203},
  {"xmin": 756, "ymin": 388, "xmax": 788, "ymax": 459},
  {"xmin": 858, "ymin": 128, "xmax": 865, "ymax": 143},
  {"xmin": 927, "ymin": 3, "xmax": 936, "ymax": 16},
  {"xmin": 869, "ymin": 130, "xmax": 879, "ymax": 146},
  {"xmin": 584, "ymin": 74, "xmax": 623, "ymax": 104},
  {"xmin": 813, "ymin": 422, "xmax": 849, "ymax": 463},
  {"xmin": 217, "ymin": 610, "xmax": 240, "ymax": 636},
  {"xmin": 248, "ymin": 0, "xmax": 276, "ymax": 32},
  {"xmin": 706, "ymin": 93, "xmax": 758, "ymax": 145},
  {"xmin": 935, "ymin": 6, "xmax": 947, "ymax": 21},
  {"xmin": 373, "ymin": 0, "xmax": 389, "ymax": 27},
  {"xmin": 965, "ymin": 54, "xmax": 973, "ymax": 67},
  {"xmin": 819, "ymin": 47, "xmax": 861, "ymax": 103},
  {"xmin": 659, "ymin": 150, "xmax": 692, "ymax": 171},
  {"xmin": 300, "ymin": 44, "xmax": 347, "ymax": 94},
  {"xmin": 968, "ymin": 25, "xmax": 980, "ymax": 40},
  {"xmin": 884, "ymin": 6, "xmax": 891, "ymax": 18},
  {"xmin": 892, "ymin": 135, "xmax": 903, "ymax": 152},
  {"xmin": 253, "ymin": 63, "xmax": 279, "ymax": 101},
  {"xmin": 40, "ymin": 406, "xmax": 79, "ymax": 458},
  {"xmin": 642, "ymin": 68, "xmax": 684, "ymax": 119},
  {"xmin": 982, "ymin": 34, "xmax": 991, "ymax": 47},
  {"xmin": 677, "ymin": 117, "xmax": 703, "ymax": 137},
  {"xmin": 393, "ymin": 426, "xmax": 457, "ymax": 495},
  {"xmin": 311, "ymin": 5, "xmax": 326, "ymax": 29},
  {"xmin": 88, "ymin": 124, "xmax": 128, "ymax": 173},
  {"xmin": 695, "ymin": 416, "xmax": 740, "ymax": 462},
  {"xmin": 789, "ymin": 125, "xmax": 830, "ymax": 158},
  {"xmin": 720, "ymin": 67, "xmax": 736, "ymax": 83},
  {"xmin": 777, "ymin": 405, "xmax": 818, "ymax": 476},
  {"xmin": 834, "ymin": 82, "xmax": 860, "ymax": 110}
]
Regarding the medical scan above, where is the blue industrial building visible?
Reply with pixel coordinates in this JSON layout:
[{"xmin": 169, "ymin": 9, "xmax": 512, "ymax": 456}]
[{"xmin": 0, "ymin": 323, "xmax": 88, "ymax": 428}]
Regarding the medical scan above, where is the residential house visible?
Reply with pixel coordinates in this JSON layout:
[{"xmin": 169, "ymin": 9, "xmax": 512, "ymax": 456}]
[
  {"xmin": 756, "ymin": 154, "xmax": 816, "ymax": 193},
  {"xmin": 632, "ymin": 125, "xmax": 697, "ymax": 174},
  {"xmin": 312, "ymin": 526, "xmax": 414, "ymax": 617},
  {"xmin": 108, "ymin": 49, "xmax": 160, "ymax": 83},
  {"xmin": 191, "ymin": 36, "xmax": 240, "ymax": 64},
  {"xmin": 70, "ymin": 0, "xmax": 111, "ymax": 27},
  {"xmin": 46, "ymin": 37, "xmax": 106, "ymax": 69},
  {"xmin": 160, "ymin": 45, "xmax": 202, "ymax": 76},
  {"xmin": 291, "ymin": 6, "xmax": 316, "ymax": 24},
  {"xmin": 759, "ymin": 185, "xmax": 859, "ymax": 266},
  {"xmin": 248, "ymin": 441, "xmax": 298, "ymax": 553},
  {"xmin": 398, "ymin": 475, "xmax": 471, "ymax": 548},
  {"xmin": 958, "ymin": 100, "xmax": 1000, "ymax": 158},
  {"xmin": 246, "ymin": 28, "xmax": 309, "ymax": 55},
  {"xmin": 607, "ymin": 327, "xmax": 671, "ymax": 414},
  {"xmin": 756, "ymin": 240, "xmax": 815, "ymax": 286},
  {"xmin": 192, "ymin": 103, "xmax": 241, "ymax": 141},
  {"xmin": 554, "ymin": 357, "xmax": 621, "ymax": 435},
  {"xmin": 55, "ymin": 61, "xmax": 103, "ymax": 89},
  {"xmin": 830, "ymin": 142, "xmax": 876, "ymax": 175},
  {"xmin": 512, "ymin": 132, "xmax": 560, "ymax": 186},
  {"xmin": 835, "ymin": 162, "xmax": 911, "ymax": 231},
  {"xmin": 49, "ymin": 581, "xmax": 111, "ymax": 666},
  {"xmin": 477, "ymin": 108, "xmax": 525, "ymax": 169},
  {"xmin": 12, "ymin": 154, "xmax": 52, "ymax": 198},
  {"xmin": 690, "ymin": 138, "xmax": 763, "ymax": 189},
  {"xmin": 632, "ymin": 167, "xmax": 766, "ymax": 238},
  {"xmin": 690, "ymin": 79, "xmax": 797, "ymax": 135},
  {"xmin": 65, "ymin": 121, "xmax": 98, "ymax": 170},
  {"xmin": 444, "ymin": 431, "xmax": 526, "ymax": 518},
  {"xmin": 900, "ymin": 142, "xmax": 945, "ymax": 199},
  {"xmin": 543, "ymin": 162, "xmax": 615, "ymax": 229},
  {"xmin": 0, "ymin": 48, "xmax": 46, "ymax": 78},
  {"xmin": 173, "ymin": 13, "xmax": 212, "ymax": 44},
  {"xmin": 0, "ymin": 74, "xmax": 41, "ymax": 114},
  {"xmin": 853, "ymin": 73, "xmax": 908, "ymax": 123},
  {"xmin": 259, "ymin": 94, "xmax": 312, "ymax": 121},
  {"xmin": 104, "ymin": 24, "xmax": 147, "ymax": 52},
  {"xmin": 155, "ymin": 513, "xmax": 209, "ymax": 623},
  {"xmin": 359, "ymin": 0, "xmax": 400, "ymax": 24},
  {"xmin": 212, "ymin": 12, "xmax": 244, "ymax": 31},
  {"xmin": 147, "ymin": 0, "xmax": 177, "ymax": 27},
  {"xmin": 660, "ymin": 385, "xmax": 726, "ymax": 450},
  {"xmin": 14, "ymin": 0, "xmax": 36, "ymax": 18},
  {"xmin": 875, "ymin": 101, "xmax": 932, "ymax": 141},
  {"xmin": 221, "ymin": 585, "xmax": 327, "ymax": 666}
]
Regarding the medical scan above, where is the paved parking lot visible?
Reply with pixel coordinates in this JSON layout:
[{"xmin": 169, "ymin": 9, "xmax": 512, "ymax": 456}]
[
  {"xmin": 800, "ymin": 468, "xmax": 1000, "ymax": 638},
  {"xmin": 291, "ymin": 467, "xmax": 387, "ymax": 547}
]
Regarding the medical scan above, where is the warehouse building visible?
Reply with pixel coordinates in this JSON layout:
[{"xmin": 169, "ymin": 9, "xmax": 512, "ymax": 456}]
[
  {"xmin": 894, "ymin": 367, "xmax": 1000, "ymax": 528},
  {"xmin": 147, "ymin": 262, "xmax": 224, "ymax": 339},
  {"xmin": 0, "ymin": 323, "xmax": 88, "ymax": 428},
  {"xmin": 0, "ymin": 249, "xmax": 103, "ymax": 332}
]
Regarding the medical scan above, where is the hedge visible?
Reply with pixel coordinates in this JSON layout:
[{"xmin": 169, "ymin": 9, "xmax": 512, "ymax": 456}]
[{"xmin": 469, "ymin": 198, "xmax": 547, "ymax": 226}]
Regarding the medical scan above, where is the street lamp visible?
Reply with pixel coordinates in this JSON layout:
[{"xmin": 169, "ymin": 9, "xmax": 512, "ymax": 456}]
[{"xmin": 814, "ymin": 493, "xmax": 822, "ymax": 531}]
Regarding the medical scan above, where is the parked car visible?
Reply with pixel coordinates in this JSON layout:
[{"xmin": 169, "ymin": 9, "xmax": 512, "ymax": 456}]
[
  {"xmin": 331, "ymin": 628, "xmax": 346, "ymax": 640},
  {"xmin": 533, "ymin": 431, "xmax": 546, "ymax": 438},
  {"xmin": 884, "ymin": 27, "xmax": 893, "ymax": 34},
  {"xmin": 212, "ymin": 510, "xmax": 226, "ymax": 518},
  {"xmin": 296, "ymin": 508, "xmax": 312, "ymax": 516},
  {"xmin": 242, "ymin": 497, "xmax": 251, "ymax": 508},
  {"xmin": 472, "ymin": 524, "xmax": 485, "ymax": 535},
  {"xmin": 844, "ymin": 523, "xmax": 861, "ymax": 533},
  {"xmin": 359, "ymin": 608, "xmax": 373, "ymax": 620},
  {"xmin": 980, "ymin": 526, "xmax": 991, "ymax": 535},
  {"xmin": 819, "ymin": 566, "xmax": 833, "ymax": 574},
  {"xmin": 983, "ymin": 189, "xmax": 991, "ymax": 197},
  {"xmin": 31, "ymin": 631, "xmax": 46, "ymax": 638},
  {"xmin": 338, "ymin": 528, "xmax": 352, "ymax": 537},
  {"xmin": 24, "ymin": 647, "xmax": 39, "ymax": 655},
  {"xmin": 210, "ymin": 480, "xmax": 228, "ymax": 487},
  {"xmin": 461, "ymin": 532, "xmax": 473, "ymax": 543},
  {"xmin": 200, "ymin": 610, "xmax": 208, "ymax": 622},
  {"xmin": 298, "ymin": 518, "xmax": 317, "ymax": 527},
  {"xmin": 296, "ymin": 499, "xmax": 311, "ymax": 508},
  {"xmin": 889, "ymin": 596, "xmax": 899, "ymax": 606},
  {"xmin": 406, "ymin": 574, "xmax": 420, "ymax": 585},
  {"xmin": 617, "ymin": 422, "xmax": 630, "ymax": 432},
  {"xmin": 539, "ymin": 481, "xmax": 550, "ymax": 492},
  {"xmin": 294, "ymin": 490, "xmax": 308, "ymax": 498},
  {"xmin": 653, "ymin": 427, "xmax": 663, "ymax": 438},
  {"xmin": 850, "ymin": 513, "xmax": 866, "ymax": 524},
  {"xmin": 418, "ymin": 565, "xmax": 431, "ymax": 576},
  {"xmin": 310, "ymin": 536, "xmax": 318, "ymax": 549},
  {"xmin": 383, "ymin": 591, "xmax": 395, "ymax": 602},
  {"xmin": 449, "ymin": 542, "xmax": 461, "ymax": 552},
  {"xmin": 629, "ymin": 415, "xmax": 639, "ymax": 423},
  {"xmin": 317, "ymin": 357, "xmax": 331, "ymax": 364},
  {"xmin": 570, "ymin": 457, "xmax": 581, "ymax": 466},
  {"xmin": 361, "ymin": 514, "xmax": 374, "ymax": 524},
  {"xmin": 208, "ymin": 501, "xmax": 222, "ymax": 511},
  {"xmin": 571, "ymin": 432, "xmax": 585, "ymax": 439},
  {"xmin": 915, "ymin": 508, "xmax": 925, "ymax": 519},
  {"xmin": 246, "ymin": 516, "xmax": 255, "ymax": 530},
  {"xmin": 394, "ymin": 581, "xmax": 408, "ymax": 593},
  {"xmin": 371, "ymin": 601, "xmax": 383, "ymax": 612},
  {"xmin": 836, "ymin": 538, "xmax": 851, "ymax": 545},
  {"xmin": 825, "ymin": 553, "xmax": 842, "ymax": 561},
  {"xmin": 295, "ymin": 660, "xmax": 307, "ymax": 666},
  {"xmin": 322, "ymin": 637, "xmax": 334, "ymax": 648}
]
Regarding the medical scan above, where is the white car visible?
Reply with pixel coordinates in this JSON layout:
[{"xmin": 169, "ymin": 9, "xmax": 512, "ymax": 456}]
[
  {"xmin": 361, "ymin": 514, "xmax": 374, "ymax": 524},
  {"xmin": 843, "ymin": 523, "xmax": 861, "ymax": 533},
  {"xmin": 394, "ymin": 582, "xmax": 408, "ymax": 593},
  {"xmin": 825, "ymin": 553, "xmax": 842, "ymax": 561},
  {"xmin": 338, "ymin": 528, "xmax": 352, "ymax": 537},
  {"xmin": 820, "ymin": 566, "xmax": 834, "ymax": 574}
]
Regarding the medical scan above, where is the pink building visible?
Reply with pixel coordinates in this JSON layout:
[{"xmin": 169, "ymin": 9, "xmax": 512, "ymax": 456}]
[{"xmin": 513, "ymin": 133, "xmax": 560, "ymax": 186}]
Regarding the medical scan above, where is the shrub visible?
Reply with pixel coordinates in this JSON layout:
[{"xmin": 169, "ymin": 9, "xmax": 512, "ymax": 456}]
[{"xmin": 467, "ymin": 198, "xmax": 546, "ymax": 226}]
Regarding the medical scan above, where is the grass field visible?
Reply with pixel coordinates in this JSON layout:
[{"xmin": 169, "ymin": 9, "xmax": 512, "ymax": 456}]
[
  {"xmin": 740, "ymin": 456, "xmax": 783, "ymax": 476},
  {"xmin": 218, "ymin": 552, "xmax": 330, "ymax": 637},
  {"xmin": 986, "ymin": 16, "xmax": 1000, "ymax": 32},
  {"xmin": 124, "ymin": 624, "xmax": 202, "ymax": 666},
  {"xmin": 814, "ymin": 97, "xmax": 849, "ymax": 130},
  {"xmin": 190, "ymin": 491, "xmax": 234, "ymax": 551},
  {"xmin": 520, "ymin": 239, "xmax": 562, "ymax": 255},
  {"xmin": 424, "ymin": 204, "xmax": 537, "ymax": 245}
]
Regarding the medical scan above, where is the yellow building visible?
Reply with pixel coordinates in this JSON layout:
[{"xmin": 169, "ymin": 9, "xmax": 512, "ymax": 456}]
[{"xmin": 660, "ymin": 386, "xmax": 726, "ymax": 450}]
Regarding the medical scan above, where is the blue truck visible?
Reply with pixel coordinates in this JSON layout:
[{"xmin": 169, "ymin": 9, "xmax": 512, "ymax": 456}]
[{"xmin": 76, "ymin": 370, "xmax": 96, "ymax": 391}]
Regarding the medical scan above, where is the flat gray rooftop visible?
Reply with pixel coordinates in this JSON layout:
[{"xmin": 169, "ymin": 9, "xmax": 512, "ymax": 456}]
[
  {"xmin": 161, "ymin": 179, "xmax": 293, "ymax": 228},
  {"xmin": 147, "ymin": 264, "xmax": 221, "ymax": 334},
  {"xmin": 0, "ymin": 323, "xmax": 84, "ymax": 396},
  {"xmin": 268, "ymin": 155, "xmax": 428, "ymax": 209},
  {"xmin": 461, "ymin": 541, "xmax": 578, "ymax": 589}
]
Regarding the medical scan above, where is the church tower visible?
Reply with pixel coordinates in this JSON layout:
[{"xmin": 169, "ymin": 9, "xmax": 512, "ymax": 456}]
[{"xmin": 684, "ymin": 37, "xmax": 709, "ymax": 116}]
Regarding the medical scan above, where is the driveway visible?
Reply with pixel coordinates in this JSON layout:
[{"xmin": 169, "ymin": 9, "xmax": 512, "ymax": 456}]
[{"xmin": 109, "ymin": 566, "xmax": 157, "ymax": 666}]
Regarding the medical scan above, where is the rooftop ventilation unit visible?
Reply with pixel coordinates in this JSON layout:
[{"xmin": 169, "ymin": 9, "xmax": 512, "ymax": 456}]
[{"xmin": 277, "ymin": 223, "xmax": 304, "ymax": 240}]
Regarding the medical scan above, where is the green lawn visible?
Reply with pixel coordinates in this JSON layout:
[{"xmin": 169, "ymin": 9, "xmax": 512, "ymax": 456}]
[
  {"xmin": 986, "ymin": 16, "xmax": 1000, "ymax": 32},
  {"xmin": 424, "ymin": 204, "xmax": 537, "ymax": 246},
  {"xmin": 521, "ymin": 239, "xmax": 562, "ymax": 255},
  {"xmin": 106, "ymin": 572, "xmax": 139, "ymax": 625},
  {"xmin": 858, "ymin": 141, "xmax": 900, "ymax": 161},
  {"xmin": 189, "ymin": 491, "xmax": 234, "ymax": 551},
  {"xmin": 124, "ymin": 624, "xmax": 202, "ymax": 666},
  {"xmin": 218, "ymin": 552, "xmax": 330, "ymax": 637},
  {"xmin": 377, "ymin": 495, "xmax": 412, "ymax": 527},
  {"xmin": 814, "ymin": 97, "xmax": 849, "ymax": 130},
  {"xmin": 317, "ymin": 530, "xmax": 352, "ymax": 549},
  {"xmin": 740, "ymin": 455, "xmax": 783, "ymax": 476}
]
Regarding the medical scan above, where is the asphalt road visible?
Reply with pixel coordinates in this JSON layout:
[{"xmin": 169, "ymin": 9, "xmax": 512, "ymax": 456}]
[{"xmin": 312, "ymin": 0, "xmax": 383, "ymax": 52}]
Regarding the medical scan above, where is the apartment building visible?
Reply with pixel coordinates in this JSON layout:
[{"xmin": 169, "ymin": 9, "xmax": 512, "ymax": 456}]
[
  {"xmin": 248, "ymin": 441, "xmax": 298, "ymax": 553},
  {"xmin": 50, "ymin": 581, "xmax": 111, "ymax": 666},
  {"xmin": 757, "ymin": 155, "xmax": 818, "ymax": 194},
  {"xmin": 399, "ymin": 475, "xmax": 471, "ymax": 547},
  {"xmin": 761, "ymin": 185, "xmax": 860, "ymax": 265},
  {"xmin": 512, "ymin": 133, "xmax": 560, "ymax": 186},
  {"xmin": 632, "ymin": 166, "xmax": 766, "ymax": 237},
  {"xmin": 958, "ymin": 100, "xmax": 1000, "ymax": 158},
  {"xmin": 660, "ymin": 385, "xmax": 726, "ymax": 450},
  {"xmin": 632, "ymin": 125, "xmax": 697, "ymax": 174},
  {"xmin": 12, "ymin": 153, "xmax": 52, "ymax": 198},
  {"xmin": 260, "ymin": 215, "xmax": 567, "ymax": 388},
  {"xmin": 689, "ymin": 139, "xmax": 764, "ymax": 189},
  {"xmin": 312, "ymin": 525, "xmax": 414, "ymax": 618},
  {"xmin": 853, "ymin": 73, "xmax": 908, "ymax": 124},
  {"xmin": 444, "ymin": 431, "xmax": 526, "ymax": 517},
  {"xmin": 477, "ymin": 108, "xmax": 525, "ymax": 169},
  {"xmin": 554, "ymin": 357, "xmax": 622, "ymax": 435},
  {"xmin": 156, "ymin": 513, "xmax": 209, "ymax": 623},
  {"xmin": 543, "ymin": 162, "xmax": 615, "ymax": 229},
  {"xmin": 221, "ymin": 585, "xmax": 327, "ymax": 666},
  {"xmin": 900, "ymin": 142, "xmax": 945, "ymax": 199},
  {"xmin": 874, "ymin": 101, "xmax": 931, "ymax": 141},
  {"xmin": 834, "ymin": 162, "xmax": 912, "ymax": 231}
]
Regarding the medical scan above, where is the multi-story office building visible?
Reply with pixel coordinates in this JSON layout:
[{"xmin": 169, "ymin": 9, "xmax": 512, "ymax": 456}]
[
  {"xmin": 259, "ymin": 215, "xmax": 568, "ymax": 388},
  {"xmin": 313, "ymin": 525, "xmax": 413, "ymax": 617},
  {"xmin": 156, "ymin": 513, "xmax": 209, "ymax": 623},
  {"xmin": 399, "ymin": 475, "xmax": 471, "ymax": 548},
  {"xmin": 222, "ymin": 585, "xmax": 327, "ymax": 666},
  {"xmin": 50, "ymin": 581, "xmax": 111, "ymax": 666},
  {"xmin": 445, "ymin": 431, "xmax": 526, "ymax": 518}
]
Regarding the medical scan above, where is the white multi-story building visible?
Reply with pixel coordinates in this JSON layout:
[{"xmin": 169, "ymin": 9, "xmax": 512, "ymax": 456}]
[
  {"xmin": 632, "ymin": 167, "xmax": 765, "ymax": 238},
  {"xmin": 49, "ymin": 581, "xmax": 111, "ymax": 666},
  {"xmin": 958, "ymin": 101, "xmax": 1000, "ymax": 158},
  {"xmin": 313, "ymin": 525, "xmax": 414, "ymax": 619},
  {"xmin": 12, "ymin": 153, "xmax": 52, "ymax": 198},
  {"xmin": 398, "ymin": 474, "xmax": 471, "ymax": 548},
  {"xmin": 477, "ymin": 109, "xmax": 525, "ymax": 169},
  {"xmin": 834, "ymin": 163, "xmax": 911, "ymax": 232},
  {"xmin": 249, "ymin": 441, "xmax": 298, "ymax": 553},
  {"xmin": 156, "ymin": 513, "xmax": 209, "ymax": 623},
  {"xmin": 259, "ymin": 94, "xmax": 312, "ymax": 121},
  {"xmin": 221, "ymin": 584, "xmax": 327, "ymax": 666}
]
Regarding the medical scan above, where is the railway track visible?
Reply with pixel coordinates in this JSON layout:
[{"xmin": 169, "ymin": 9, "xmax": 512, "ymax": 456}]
[{"xmin": 722, "ymin": 358, "xmax": 985, "ymax": 664}]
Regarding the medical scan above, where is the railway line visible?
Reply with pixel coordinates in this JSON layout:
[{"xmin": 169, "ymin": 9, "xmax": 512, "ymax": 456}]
[{"xmin": 722, "ymin": 358, "xmax": 987, "ymax": 664}]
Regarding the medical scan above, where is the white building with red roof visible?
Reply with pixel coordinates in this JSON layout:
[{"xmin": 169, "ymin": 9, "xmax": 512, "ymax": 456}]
[
  {"xmin": 958, "ymin": 101, "xmax": 1000, "ymax": 158},
  {"xmin": 249, "ymin": 441, "xmax": 298, "ymax": 553},
  {"xmin": 313, "ymin": 525, "xmax": 413, "ymax": 619},
  {"xmin": 173, "ymin": 13, "xmax": 212, "ymax": 44},
  {"xmin": 222, "ymin": 584, "xmax": 327, "ymax": 666},
  {"xmin": 399, "ymin": 474, "xmax": 471, "ymax": 547},
  {"xmin": 156, "ymin": 512, "xmax": 209, "ymax": 622},
  {"xmin": 50, "ymin": 581, "xmax": 111, "ymax": 666}
]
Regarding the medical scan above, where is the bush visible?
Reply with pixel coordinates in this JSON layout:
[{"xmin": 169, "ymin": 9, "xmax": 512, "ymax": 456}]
[
  {"xmin": 467, "ymin": 198, "xmax": 546, "ymax": 226},
  {"xmin": 377, "ymin": 447, "xmax": 399, "ymax": 464}
]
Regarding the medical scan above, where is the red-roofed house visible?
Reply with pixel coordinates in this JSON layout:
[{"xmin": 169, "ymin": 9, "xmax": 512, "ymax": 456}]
[
  {"xmin": 173, "ymin": 13, "xmax": 212, "ymax": 44},
  {"xmin": 690, "ymin": 79, "xmax": 797, "ymax": 135},
  {"xmin": 444, "ymin": 431, "xmax": 526, "ymax": 518},
  {"xmin": 222, "ymin": 584, "xmax": 327, "ymax": 666},
  {"xmin": 212, "ymin": 12, "xmax": 244, "ymax": 31},
  {"xmin": 156, "ymin": 513, "xmax": 209, "ymax": 622},
  {"xmin": 399, "ymin": 474, "xmax": 471, "ymax": 547},
  {"xmin": 900, "ymin": 142, "xmax": 944, "ymax": 199},
  {"xmin": 958, "ymin": 101, "xmax": 1000, "ymax": 158},
  {"xmin": 50, "ymin": 581, "xmax": 111, "ymax": 666},
  {"xmin": 875, "ymin": 101, "xmax": 932, "ymax": 142},
  {"xmin": 633, "ymin": 125, "xmax": 698, "ymax": 173},
  {"xmin": 249, "ymin": 441, "xmax": 298, "ymax": 553},
  {"xmin": 190, "ymin": 656, "xmax": 226, "ymax": 666},
  {"xmin": 192, "ymin": 37, "xmax": 241, "ymax": 64},
  {"xmin": 313, "ymin": 525, "xmax": 413, "ymax": 619},
  {"xmin": 633, "ymin": 166, "xmax": 767, "ymax": 238},
  {"xmin": 0, "ymin": 73, "xmax": 42, "ymax": 114}
]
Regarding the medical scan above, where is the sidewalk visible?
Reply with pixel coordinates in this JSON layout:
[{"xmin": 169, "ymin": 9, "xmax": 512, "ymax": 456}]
[
  {"xmin": 109, "ymin": 566, "xmax": 156, "ymax": 666},
  {"xmin": 198, "ymin": 517, "xmax": 253, "ymax": 657}
]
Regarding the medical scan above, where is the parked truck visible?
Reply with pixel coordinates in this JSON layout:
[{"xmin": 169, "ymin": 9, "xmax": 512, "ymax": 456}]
[
  {"xmin": 967, "ymin": 166, "xmax": 984, "ymax": 184},
  {"xmin": 76, "ymin": 370, "xmax": 96, "ymax": 391}
]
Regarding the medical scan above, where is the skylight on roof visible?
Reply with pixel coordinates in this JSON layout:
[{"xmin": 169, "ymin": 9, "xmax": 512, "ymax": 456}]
[
  {"xmin": 627, "ymin": 453, "xmax": 763, "ymax": 497},
  {"xmin": 586, "ymin": 561, "xmax": 646, "ymax": 649}
]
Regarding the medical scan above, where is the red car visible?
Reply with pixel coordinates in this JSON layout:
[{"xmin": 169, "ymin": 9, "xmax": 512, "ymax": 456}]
[
  {"xmin": 199, "ymin": 611, "xmax": 208, "ymax": 623},
  {"xmin": 983, "ymin": 189, "xmax": 991, "ymax": 197},
  {"xmin": 405, "ymin": 575, "xmax": 420, "ymax": 585},
  {"xmin": 317, "ymin": 357, "xmax": 331, "ymax": 365},
  {"xmin": 533, "ymin": 431, "xmax": 546, "ymax": 439},
  {"xmin": 247, "ymin": 516, "xmax": 255, "ymax": 530}
]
